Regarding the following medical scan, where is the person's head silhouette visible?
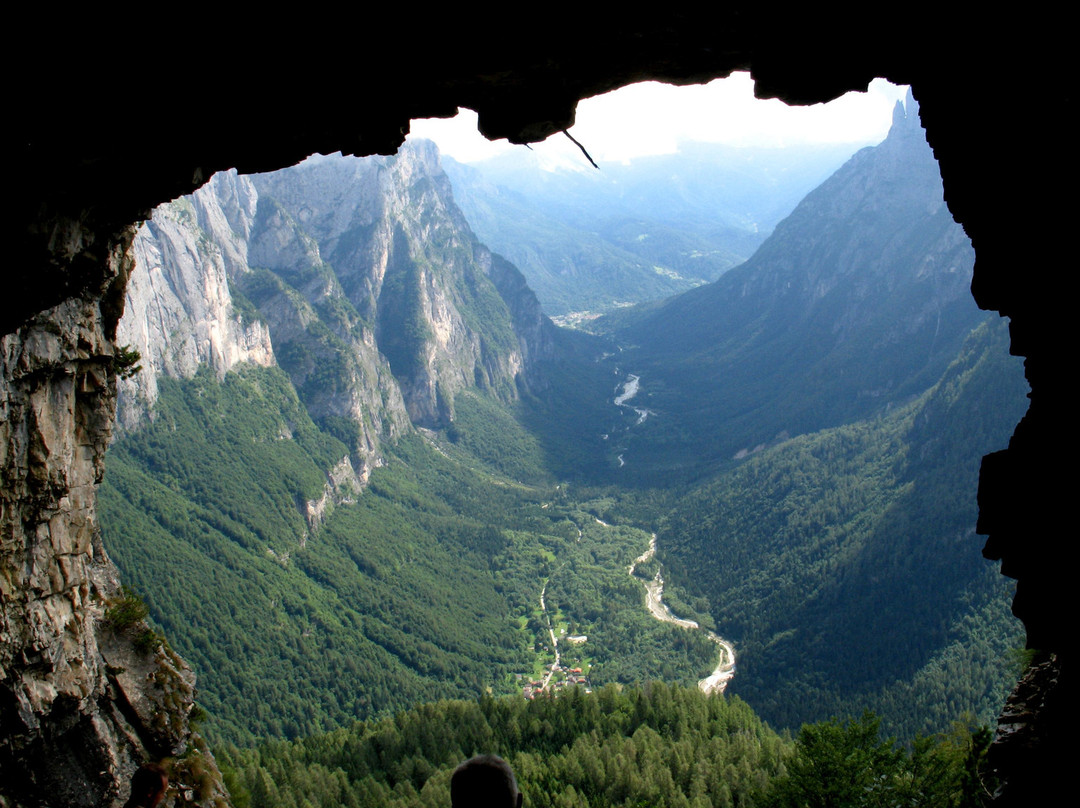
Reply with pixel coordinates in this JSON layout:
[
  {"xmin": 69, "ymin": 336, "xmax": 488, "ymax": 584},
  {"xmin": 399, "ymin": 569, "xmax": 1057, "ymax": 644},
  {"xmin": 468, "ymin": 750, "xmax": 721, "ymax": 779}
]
[
  {"xmin": 451, "ymin": 754, "xmax": 523, "ymax": 808},
  {"xmin": 123, "ymin": 763, "xmax": 168, "ymax": 808}
]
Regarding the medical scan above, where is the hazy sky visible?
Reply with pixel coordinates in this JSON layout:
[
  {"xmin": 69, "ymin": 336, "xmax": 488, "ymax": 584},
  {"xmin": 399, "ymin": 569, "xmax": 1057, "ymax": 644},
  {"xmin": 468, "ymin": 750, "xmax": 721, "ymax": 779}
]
[{"xmin": 409, "ymin": 73, "xmax": 908, "ymax": 166}]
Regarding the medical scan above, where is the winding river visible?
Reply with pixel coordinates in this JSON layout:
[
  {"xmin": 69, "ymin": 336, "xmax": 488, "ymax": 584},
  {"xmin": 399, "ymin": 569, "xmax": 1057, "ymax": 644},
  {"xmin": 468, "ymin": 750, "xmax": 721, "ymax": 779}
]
[
  {"xmin": 628, "ymin": 534, "xmax": 736, "ymax": 694},
  {"xmin": 610, "ymin": 373, "xmax": 735, "ymax": 691},
  {"xmin": 614, "ymin": 373, "xmax": 652, "ymax": 426}
]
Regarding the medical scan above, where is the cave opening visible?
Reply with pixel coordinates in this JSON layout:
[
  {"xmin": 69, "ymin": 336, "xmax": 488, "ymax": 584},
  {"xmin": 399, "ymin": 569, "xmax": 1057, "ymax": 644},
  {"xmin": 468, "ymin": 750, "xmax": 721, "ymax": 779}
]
[
  {"xmin": 99, "ymin": 72, "xmax": 1028, "ymax": 749},
  {"xmin": 8, "ymin": 19, "xmax": 1069, "ymax": 803}
]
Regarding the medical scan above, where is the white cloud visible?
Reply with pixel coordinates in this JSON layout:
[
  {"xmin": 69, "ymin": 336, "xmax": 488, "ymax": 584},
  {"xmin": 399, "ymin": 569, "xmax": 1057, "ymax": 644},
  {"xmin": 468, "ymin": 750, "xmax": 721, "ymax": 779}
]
[{"xmin": 409, "ymin": 73, "xmax": 908, "ymax": 165}]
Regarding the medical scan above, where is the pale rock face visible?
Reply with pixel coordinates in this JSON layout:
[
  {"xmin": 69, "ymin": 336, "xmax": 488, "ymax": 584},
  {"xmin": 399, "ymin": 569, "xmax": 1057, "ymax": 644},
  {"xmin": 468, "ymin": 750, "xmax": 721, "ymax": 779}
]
[
  {"xmin": 194, "ymin": 169, "xmax": 260, "ymax": 278},
  {"xmin": 241, "ymin": 187, "xmax": 413, "ymax": 457},
  {"xmin": 250, "ymin": 141, "xmax": 555, "ymax": 428},
  {"xmin": 116, "ymin": 157, "xmax": 430, "ymax": 463},
  {"xmin": 302, "ymin": 454, "xmax": 370, "ymax": 542},
  {"xmin": 116, "ymin": 173, "xmax": 274, "ymax": 431}
]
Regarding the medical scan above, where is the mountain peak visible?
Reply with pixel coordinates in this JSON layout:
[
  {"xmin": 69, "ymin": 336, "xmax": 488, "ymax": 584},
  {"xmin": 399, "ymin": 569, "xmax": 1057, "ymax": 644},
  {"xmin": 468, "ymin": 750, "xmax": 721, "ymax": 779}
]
[
  {"xmin": 400, "ymin": 136, "xmax": 442, "ymax": 170},
  {"xmin": 889, "ymin": 87, "xmax": 921, "ymax": 141},
  {"xmin": 892, "ymin": 98, "xmax": 907, "ymax": 128}
]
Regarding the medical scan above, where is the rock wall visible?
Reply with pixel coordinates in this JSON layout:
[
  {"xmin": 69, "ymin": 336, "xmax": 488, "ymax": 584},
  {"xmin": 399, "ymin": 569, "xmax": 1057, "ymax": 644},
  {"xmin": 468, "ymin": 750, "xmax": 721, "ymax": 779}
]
[
  {"xmin": 250, "ymin": 142, "xmax": 555, "ymax": 428},
  {"xmin": 117, "ymin": 171, "xmax": 275, "ymax": 432},
  {"xmin": 0, "ymin": 232, "xmax": 226, "ymax": 807},
  {"xmin": 117, "ymin": 144, "xmax": 551, "ymax": 467}
]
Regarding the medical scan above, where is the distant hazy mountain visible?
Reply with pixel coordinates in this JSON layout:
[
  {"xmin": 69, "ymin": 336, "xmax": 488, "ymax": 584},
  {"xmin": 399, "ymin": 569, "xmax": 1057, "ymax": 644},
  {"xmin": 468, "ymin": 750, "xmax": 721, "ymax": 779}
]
[
  {"xmin": 443, "ymin": 141, "xmax": 860, "ymax": 316},
  {"xmin": 117, "ymin": 171, "xmax": 277, "ymax": 432}
]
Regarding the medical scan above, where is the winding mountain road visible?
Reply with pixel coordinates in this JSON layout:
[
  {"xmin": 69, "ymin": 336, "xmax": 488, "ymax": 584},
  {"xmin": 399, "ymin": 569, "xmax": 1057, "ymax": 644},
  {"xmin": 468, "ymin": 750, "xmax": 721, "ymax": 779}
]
[
  {"xmin": 534, "ymin": 515, "xmax": 735, "ymax": 696},
  {"xmin": 538, "ymin": 581, "xmax": 562, "ymax": 690}
]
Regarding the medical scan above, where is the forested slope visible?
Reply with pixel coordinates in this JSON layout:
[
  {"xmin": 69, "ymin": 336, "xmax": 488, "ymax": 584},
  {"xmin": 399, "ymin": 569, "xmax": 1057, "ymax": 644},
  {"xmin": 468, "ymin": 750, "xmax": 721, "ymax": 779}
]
[
  {"xmin": 217, "ymin": 683, "xmax": 992, "ymax": 808},
  {"xmin": 218, "ymin": 684, "xmax": 788, "ymax": 808},
  {"xmin": 100, "ymin": 366, "xmax": 717, "ymax": 744},
  {"xmin": 101, "ymin": 366, "xmax": 524, "ymax": 741},
  {"xmin": 658, "ymin": 317, "xmax": 1028, "ymax": 737}
]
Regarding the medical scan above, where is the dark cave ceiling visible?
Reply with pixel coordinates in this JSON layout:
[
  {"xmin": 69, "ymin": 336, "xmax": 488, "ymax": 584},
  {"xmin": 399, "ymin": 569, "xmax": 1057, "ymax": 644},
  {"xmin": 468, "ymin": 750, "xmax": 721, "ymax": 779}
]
[{"xmin": 11, "ymin": 11, "xmax": 1072, "ymax": 803}]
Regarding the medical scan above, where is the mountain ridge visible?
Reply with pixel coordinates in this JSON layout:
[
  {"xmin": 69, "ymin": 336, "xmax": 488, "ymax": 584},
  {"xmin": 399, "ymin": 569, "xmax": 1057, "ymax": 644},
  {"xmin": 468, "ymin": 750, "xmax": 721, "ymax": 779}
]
[
  {"xmin": 119, "ymin": 141, "xmax": 557, "ymax": 466},
  {"xmin": 589, "ymin": 89, "xmax": 986, "ymax": 478}
]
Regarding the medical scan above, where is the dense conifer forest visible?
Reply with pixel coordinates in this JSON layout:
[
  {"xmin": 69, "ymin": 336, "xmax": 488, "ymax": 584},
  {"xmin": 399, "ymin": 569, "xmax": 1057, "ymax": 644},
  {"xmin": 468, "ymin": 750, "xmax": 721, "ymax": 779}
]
[
  {"xmin": 215, "ymin": 684, "xmax": 993, "ymax": 807},
  {"xmin": 657, "ymin": 319, "xmax": 1027, "ymax": 738}
]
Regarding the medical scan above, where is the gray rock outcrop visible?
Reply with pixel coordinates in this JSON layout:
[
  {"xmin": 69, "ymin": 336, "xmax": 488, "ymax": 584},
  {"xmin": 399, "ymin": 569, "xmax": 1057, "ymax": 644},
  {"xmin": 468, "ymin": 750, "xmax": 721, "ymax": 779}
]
[
  {"xmin": 0, "ymin": 234, "xmax": 226, "ymax": 807},
  {"xmin": 116, "ymin": 172, "xmax": 275, "ymax": 432},
  {"xmin": 250, "ymin": 141, "xmax": 555, "ymax": 428}
]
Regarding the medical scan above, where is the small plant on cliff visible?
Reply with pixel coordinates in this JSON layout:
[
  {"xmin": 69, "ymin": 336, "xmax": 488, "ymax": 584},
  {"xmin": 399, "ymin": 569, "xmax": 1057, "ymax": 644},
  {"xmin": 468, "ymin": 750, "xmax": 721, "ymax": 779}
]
[
  {"xmin": 105, "ymin": 586, "xmax": 150, "ymax": 628},
  {"xmin": 1008, "ymin": 645, "xmax": 1040, "ymax": 677},
  {"xmin": 135, "ymin": 627, "xmax": 167, "ymax": 654},
  {"xmin": 113, "ymin": 344, "xmax": 143, "ymax": 379},
  {"xmin": 106, "ymin": 587, "xmax": 168, "ymax": 654}
]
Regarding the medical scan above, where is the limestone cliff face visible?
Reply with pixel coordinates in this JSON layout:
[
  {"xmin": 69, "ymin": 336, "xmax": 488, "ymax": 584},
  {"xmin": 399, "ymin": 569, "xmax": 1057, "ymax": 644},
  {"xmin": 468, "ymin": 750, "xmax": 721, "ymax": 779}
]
[
  {"xmin": 117, "ymin": 139, "xmax": 554, "ymax": 499},
  {"xmin": 250, "ymin": 140, "xmax": 556, "ymax": 427},
  {"xmin": 0, "ymin": 233, "xmax": 227, "ymax": 807},
  {"xmin": 117, "ymin": 166, "xmax": 411, "ymax": 479},
  {"xmin": 239, "ymin": 191, "xmax": 411, "ymax": 469},
  {"xmin": 116, "ymin": 172, "xmax": 275, "ymax": 432}
]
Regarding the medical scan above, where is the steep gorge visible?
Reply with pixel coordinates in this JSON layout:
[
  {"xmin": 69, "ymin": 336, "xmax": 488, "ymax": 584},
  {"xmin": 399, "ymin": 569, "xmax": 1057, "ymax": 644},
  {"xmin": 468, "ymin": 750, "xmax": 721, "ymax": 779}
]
[{"xmin": 94, "ymin": 142, "xmax": 572, "ymax": 747}]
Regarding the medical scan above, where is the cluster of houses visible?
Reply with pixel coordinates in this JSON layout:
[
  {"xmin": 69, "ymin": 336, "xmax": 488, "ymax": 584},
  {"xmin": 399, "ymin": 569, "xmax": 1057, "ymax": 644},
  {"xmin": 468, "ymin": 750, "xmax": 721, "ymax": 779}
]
[{"xmin": 520, "ymin": 665, "xmax": 591, "ymax": 699}]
